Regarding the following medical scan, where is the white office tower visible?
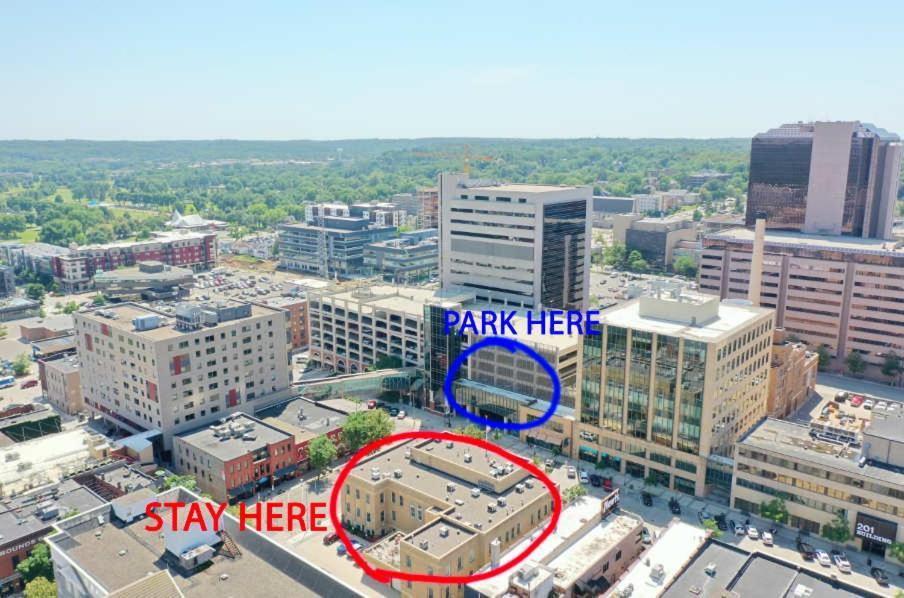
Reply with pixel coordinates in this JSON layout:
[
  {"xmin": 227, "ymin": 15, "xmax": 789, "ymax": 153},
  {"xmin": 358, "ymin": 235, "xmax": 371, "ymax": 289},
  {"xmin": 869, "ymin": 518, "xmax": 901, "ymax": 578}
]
[{"xmin": 439, "ymin": 173, "xmax": 592, "ymax": 310}]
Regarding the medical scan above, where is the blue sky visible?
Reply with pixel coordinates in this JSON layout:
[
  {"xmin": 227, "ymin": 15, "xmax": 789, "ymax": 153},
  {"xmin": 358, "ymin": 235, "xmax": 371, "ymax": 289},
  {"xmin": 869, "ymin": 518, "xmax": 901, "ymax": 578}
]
[{"xmin": 3, "ymin": 0, "xmax": 903, "ymax": 140}]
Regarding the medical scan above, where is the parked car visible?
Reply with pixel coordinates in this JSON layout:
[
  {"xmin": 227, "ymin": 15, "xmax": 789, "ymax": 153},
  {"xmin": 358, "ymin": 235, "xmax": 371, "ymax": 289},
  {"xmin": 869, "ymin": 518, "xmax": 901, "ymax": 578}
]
[
  {"xmin": 366, "ymin": 400, "xmax": 376, "ymax": 409},
  {"xmin": 796, "ymin": 539, "xmax": 816, "ymax": 560},
  {"xmin": 396, "ymin": 410, "xmax": 407, "ymax": 419},
  {"xmin": 567, "ymin": 466, "xmax": 576, "ymax": 478},
  {"xmin": 641, "ymin": 492, "xmax": 653, "ymax": 507},
  {"xmin": 336, "ymin": 543, "xmax": 348, "ymax": 556},
  {"xmin": 579, "ymin": 470, "xmax": 589, "ymax": 484},
  {"xmin": 389, "ymin": 407, "xmax": 399, "ymax": 417},
  {"xmin": 747, "ymin": 526, "xmax": 759, "ymax": 540},
  {"xmin": 735, "ymin": 525, "xmax": 746, "ymax": 536},
  {"xmin": 877, "ymin": 401, "xmax": 888, "ymax": 410},
  {"xmin": 834, "ymin": 391, "xmax": 849, "ymax": 402},
  {"xmin": 831, "ymin": 551, "xmax": 851, "ymax": 573},
  {"xmin": 323, "ymin": 532, "xmax": 339, "ymax": 545},
  {"xmin": 714, "ymin": 514, "xmax": 728, "ymax": 531},
  {"xmin": 698, "ymin": 509, "xmax": 712, "ymax": 524},
  {"xmin": 641, "ymin": 528, "xmax": 652, "ymax": 544},
  {"xmin": 20, "ymin": 379, "xmax": 38, "ymax": 389},
  {"xmin": 545, "ymin": 459, "xmax": 555, "ymax": 471},
  {"xmin": 761, "ymin": 531, "xmax": 773, "ymax": 546},
  {"xmin": 814, "ymin": 549, "xmax": 831, "ymax": 566},
  {"xmin": 602, "ymin": 477, "xmax": 613, "ymax": 491},
  {"xmin": 589, "ymin": 474, "xmax": 602, "ymax": 487},
  {"xmin": 871, "ymin": 567, "xmax": 889, "ymax": 586},
  {"xmin": 863, "ymin": 399, "xmax": 875, "ymax": 410},
  {"xmin": 668, "ymin": 498, "xmax": 681, "ymax": 515},
  {"xmin": 850, "ymin": 395, "xmax": 865, "ymax": 407}
]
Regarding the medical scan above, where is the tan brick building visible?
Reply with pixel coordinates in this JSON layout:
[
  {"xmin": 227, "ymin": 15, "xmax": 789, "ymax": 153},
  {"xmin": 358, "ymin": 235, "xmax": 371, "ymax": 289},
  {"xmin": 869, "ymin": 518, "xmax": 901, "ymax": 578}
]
[
  {"xmin": 41, "ymin": 355, "xmax": 84, "ymax": 415},
  {"xmin": 343, "ymin": 438, "xmax": 555, "ymax": 598},
  {"xmin": 766, "ymin": 328, "xmax": 818, "ymax": 418}
]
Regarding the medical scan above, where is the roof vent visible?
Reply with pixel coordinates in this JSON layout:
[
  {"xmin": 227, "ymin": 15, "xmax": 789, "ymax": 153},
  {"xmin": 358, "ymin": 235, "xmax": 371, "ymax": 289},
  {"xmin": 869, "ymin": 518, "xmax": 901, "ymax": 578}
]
[
  {"xmin": 393, "ymin": 469, "xmax": 403, "ymax": 478},
  {"xmin": 419, "ymin": 539, "xmax": 429, "ymax": 550},
  {"xmin": 118, "ymin": 549, "xmax": 128, "ymax": 557},
  {"xmin": 464, "ymin": 453, "xmax": 472, "ymax": 463}
]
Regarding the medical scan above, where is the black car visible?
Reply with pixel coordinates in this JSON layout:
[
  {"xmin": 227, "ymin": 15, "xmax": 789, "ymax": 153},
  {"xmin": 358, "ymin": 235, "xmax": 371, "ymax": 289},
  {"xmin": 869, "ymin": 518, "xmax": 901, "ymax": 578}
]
[
  {"xmin": 669, "ymin": 498, "xmax": 681, "ymax": 515},
  {"xmin": 871, "ymin": 567, "xmax": 889, "ymax": 586},
  {"xmin": 714, "ymin": 514, "xmax": 728, "ymax": 531},
  {"xmin": 589, "ymin": 474, "xmax": 602, "ymax": 487},
  {"xmin": 796, "ymin": 539, "xmax": 816, "ymax": 560},
  {"xmin": 389, "ymin": 407, "xmax": 399, "ymax": 416},
  {"xmin": 641, "ymin": 492, "xmax": 653, "ymax": 506}
]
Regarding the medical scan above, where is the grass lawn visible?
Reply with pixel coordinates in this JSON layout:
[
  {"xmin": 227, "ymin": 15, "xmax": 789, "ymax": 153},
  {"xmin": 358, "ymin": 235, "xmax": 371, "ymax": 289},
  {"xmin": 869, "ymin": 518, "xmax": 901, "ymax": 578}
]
[
  {"xmin": 16, "ymin": 228, "xmax": 39, "ymax": 243},
  {"xmin": 232, "ymin": 254, "xmax": 262, "ymax": 264}
]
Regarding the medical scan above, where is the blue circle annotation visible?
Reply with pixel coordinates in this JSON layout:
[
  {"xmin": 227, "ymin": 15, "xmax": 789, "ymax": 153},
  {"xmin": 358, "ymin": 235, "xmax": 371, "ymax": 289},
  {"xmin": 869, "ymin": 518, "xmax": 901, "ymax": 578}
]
[{"xmin": 442, "ymin": 336, "xmax": 561, "ymax": 431}]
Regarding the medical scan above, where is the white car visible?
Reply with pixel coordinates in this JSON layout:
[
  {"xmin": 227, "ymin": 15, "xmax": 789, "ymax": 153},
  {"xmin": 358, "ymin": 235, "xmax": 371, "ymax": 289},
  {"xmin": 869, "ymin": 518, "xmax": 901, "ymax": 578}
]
[
  {"xmin": 832, "ymin": 552, "xmax": 851, "ymax": 573},
  {"xmin": 815, "ymin": 549, "xmax": 832, "ymax": 567},
  {"xmin": 761, "ymin": 531, "xmax": 773, "ymax": 546},
  {"xmin": 863, "ymin": 399, "xmax": 875, "ymax": 410},
  {"xmin": 877, "ymin": 401, "xmax": 888, "ymax": 410},
  {"xmin": 396, "ymin": 410, "xmax": 406, "ymax": 420},
  {"xmin": 735, "ymin": 525, "xmax": 746, "ymax": 536},
  {"xmin": 567, "ymin": 466, "xmax": 577, "ymax": 478},
  {"xmin": 746, "ymin": 526, "xmax": 759, "ymax": 540},
  {"xmin": 579, "ymin": 470, "xmax": 589, "ymax": 484}
]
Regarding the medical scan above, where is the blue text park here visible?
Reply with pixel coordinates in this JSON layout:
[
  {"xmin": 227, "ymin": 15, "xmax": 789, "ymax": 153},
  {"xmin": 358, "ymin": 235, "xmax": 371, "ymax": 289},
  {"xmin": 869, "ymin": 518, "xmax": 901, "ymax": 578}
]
[{"xmin": 443, "ymin": 309, "xmax": 602, "ymax": 336}]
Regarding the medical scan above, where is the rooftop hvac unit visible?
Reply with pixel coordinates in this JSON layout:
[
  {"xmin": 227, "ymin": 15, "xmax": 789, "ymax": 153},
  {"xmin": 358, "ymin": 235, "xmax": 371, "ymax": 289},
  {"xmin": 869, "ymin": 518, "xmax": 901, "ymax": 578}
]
[
  {"xmin": 515, "ymin": 483, "xmax": 525, "ymax": 493},
  {"xmin": 524, "ymin": 479, "xmax": 534, "ymax": 489},
  {"xmin": 242, "ymin": 433, "xmax": 256, "ymax": 441},
  {"xmin": 487, "ymin": 503, "xmax": 497, "ymax": 513},
  {"xmin": 393, "ymin": 469, "xmax": 403, "ymax": 479},
  {"xmin": 446, "ymin": 482, "xmax": 456, "ymax": 492},
  {"xmin": 470, "ymin": 487, "xmax": 480, "ymax": 498},
  {"xmin": 419, "ymin": 540, "xmax": 429, "ymax": 550},
  {"xmin": 454, "ymin": 499, "xmax": 464, "ymax": 506},
  {"xmin": 473, "ymin": 522, "xmax": 483, "ymax": 529},
  {"xmin": 464, "ymin": 453, "xmax": 472, "ymax": 463},
  {"xmin": 497, "ymin": 497, "xmax": 506, "ymax": 507},
  {"xmin": 371, "ymin": 467, "xmax": 381, "ymax": 481},
  {"xmin": 439, "ymin": 526, "xmax": 449, "ymax": 538}
]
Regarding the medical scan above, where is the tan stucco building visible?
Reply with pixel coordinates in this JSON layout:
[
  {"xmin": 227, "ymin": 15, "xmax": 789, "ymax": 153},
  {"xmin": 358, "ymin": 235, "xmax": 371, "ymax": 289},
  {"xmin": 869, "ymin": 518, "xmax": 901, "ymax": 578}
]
[{"xmin": 766, "ymin": 328, "xmax": 818, "ymax": 418}]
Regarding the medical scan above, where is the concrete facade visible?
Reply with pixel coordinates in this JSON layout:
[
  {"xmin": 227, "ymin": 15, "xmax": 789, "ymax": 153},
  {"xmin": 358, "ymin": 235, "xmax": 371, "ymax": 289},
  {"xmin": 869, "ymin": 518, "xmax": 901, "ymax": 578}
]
[{"xmin": 439, "ymin": 174, "xmax": 591, "ymax": 310}]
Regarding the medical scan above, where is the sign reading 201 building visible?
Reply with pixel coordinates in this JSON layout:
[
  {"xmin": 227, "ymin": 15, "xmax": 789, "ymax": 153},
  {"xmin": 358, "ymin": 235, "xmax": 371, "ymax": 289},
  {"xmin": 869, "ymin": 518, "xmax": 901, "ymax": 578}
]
[{"xmin": 855, "ymin": 512, "xmax": 898, "ymax": 546}]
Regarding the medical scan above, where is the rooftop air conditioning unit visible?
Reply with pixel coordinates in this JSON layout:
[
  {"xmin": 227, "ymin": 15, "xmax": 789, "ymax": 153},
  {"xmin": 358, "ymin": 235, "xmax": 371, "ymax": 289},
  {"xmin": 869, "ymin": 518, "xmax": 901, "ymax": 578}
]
[
  {"xmin": 446, "ymin": 482, "xmax": 456, "ymax": 492},
  {"xmin": 393, "ymin": 469, "xmax": 403, "ymax": 479},
  {"xmin": 497, "ymin": 497, "xmax": 506, "ymax": 507},
  {"xmin": 464, "ymin": 454, "xmax": 472, "ymax": 463},
  {"xmin": 439, "ymin": 526, "xmax": 449, "ymax": 538},
  {"xmin": 419, "ymin": 540, "xmax": 429, "ymax": 550},
  {"xmin": 515, "ymin": 483, "xmax": 525, "ymax": 493},
  {"xmin": 470, "ymin": 488, "xmax": 480, "ymax": 498},
  {"xmin": 446, "ymin": 441, "xmax": 454, "ymax": 448},
  {"xmin": 371, "ymin": 467, "xmax": 381, "ymax": 480},
  {"xmin": 524, "ymin": 479, "xmax": 534, "ymax": 489},
  {"xmin": 487, "ymin": 503, "xmax": 496, "ymax": 513},
  {"xmin": 454, "ymin": 499, "xmax": 464, "ymax": 506}
]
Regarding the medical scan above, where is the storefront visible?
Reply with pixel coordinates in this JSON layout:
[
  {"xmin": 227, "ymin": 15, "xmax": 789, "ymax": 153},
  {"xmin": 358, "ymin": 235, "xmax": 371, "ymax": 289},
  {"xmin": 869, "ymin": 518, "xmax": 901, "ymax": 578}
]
[{"xmin": 855, "ymin": 512, "xmax": 897, "ymax": 558}]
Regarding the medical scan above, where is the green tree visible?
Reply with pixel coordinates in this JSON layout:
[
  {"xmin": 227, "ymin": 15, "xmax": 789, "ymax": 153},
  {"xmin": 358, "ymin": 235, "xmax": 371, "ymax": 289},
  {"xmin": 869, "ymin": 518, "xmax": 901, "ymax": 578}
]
[
  {"xmin": 373, "ymin": 355, "xmax": 403, "ymax": 370},
  {"xmin": 308, "ymin": 435, "xmax": 337, "ymax": 479},
  {"xmin": 881, "ymin": 352, "xmax": 903, "ymax": 379},
  {"xmin": 702, "ymin": 518, "xmax": 722, "ymax": 538},
  {"xmin": 12, "ymin": 353, "xmax": 31, "ymax": 377},
  {"xmin": 92, "ymin": 293, "xmax": 107, "ymax": 306},
  {"xmin": 16, "ymin": 543, "xmax": 54, "ymax": 583},
  {"xmin": 161, "ymin": 474, "xmax": 198, "ymax": 491},
  {"xmin": 24, "ymin": 283, "xmax": 45, "ymax": 301},
  {"xmin": 563, "ymin": 484, "xmax": 587, "ymax": 503},
  {"xmin": 673, "ymin": 255, "xmax": 697, "ymax": 278},
  {"xmin": 891, "ymin": 541, "xmax": 904, "ymax": 563},
  {"xmin": 455, "ymin": 424, "xmax": 484, "ymax": 440},
  {"xmin": 816, "ymin": 344, "xmax": 832, "ymax": 370},
  {"xmin": 0, "ymin": 324, "xmax": 7, "ymax": 339},
  {"xmin": 341, "ymin": 409, "xmax": 394, "ymax": 452},
  {"xmin": 24, "ymin": 577, "xmax": 56, "ymax": 598},
  {"xmin": 821, "ymin": 511, "xmax": 852, "ymax": 543},
  {"xmin": 759, "ymin": 498, "xmax": 789, "ymax": 524},
  {"xmin": 692, "ymin": 209, "xmax": 703, "ymax": 222},
  {"xmin": 62, "ymin": 301, "xmax": 79, "ymax": 314},
  {"xmin": 627, "ymin": 250, "xmax": 648, "ymax": 272},
  {"xmin": 602, "ymin": 243, "xmax": 627, "ymax": 268},
  {"xmin": 845, "ymin": 351, "xmax": 866, "ymax": 377}
]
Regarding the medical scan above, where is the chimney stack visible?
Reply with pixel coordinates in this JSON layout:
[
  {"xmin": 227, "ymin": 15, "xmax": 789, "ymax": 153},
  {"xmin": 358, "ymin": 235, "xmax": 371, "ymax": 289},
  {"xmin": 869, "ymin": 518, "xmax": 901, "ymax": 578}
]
[{"xmin": 748, "ymin": 213, "xmax": 766, "ymax": 306}]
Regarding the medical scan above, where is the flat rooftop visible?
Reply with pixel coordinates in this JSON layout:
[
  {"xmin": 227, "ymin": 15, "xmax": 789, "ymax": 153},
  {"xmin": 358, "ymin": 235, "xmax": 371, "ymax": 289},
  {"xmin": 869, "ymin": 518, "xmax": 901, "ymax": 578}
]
[
  {"xmin": 43, "ymin": 354, "xmax": 80, "ymax": 374},
  {"xmin": 0, "ymin": 479, "xmax": 105, "ymax": 545},
  {"xmin": 610, "ymin": 521, "xmax": 708, "ymax": 598},
  {"xmin": 32, "ymin": 333, "xmax": 77, "ymax": 355},
  {"xmin": 546, "ymin": 512, "xmax": 641, "ymax": 589},
  {"xmin": 705, "ymin": 227, "xmax": 904, "ymax": 255},
  {"xmin": 94, "ymin": 264, "xmax": 193, "ymax": 282},
  {"xmin": 350, "ymin": 439, "xmax": 548, "ymax": 535},
  {"xmin": 462, "ymin": 309, "xmax": 582, "ymax": 352},
  {"xmin": 49, "ymin": 499, "xmax": 362, "ymax": 597},
  {"xmin": 664, "ymin": 542, "xmax": 872, "ymax": 598},
  {"xmin": 740, "ymin": 417, "xmax": 904, "ymax": 488},
  {"xmin": 407, "ymin": 519, "xmax": 477, "ymax": 557},
  {"xmin": 465, "ymin": 183, "xmax": 584, "ymax": 194},
  {"xmin": 77, "ymin": 301, "xmax": 282, "ymax": 341},
  {"xmin": 600, "ymin": 295, "xmax": 771, "ymax": 343},
  {"xmin": 257, "ymin": 398, "xmax": 347, "ymax": 444},
  {"xmin": 176, "ymin": 414, "xmax": 290, "ymax": 461},
  {"xmin": 317, "ymin": 285, "xmax": 470, "ymax": 318}
]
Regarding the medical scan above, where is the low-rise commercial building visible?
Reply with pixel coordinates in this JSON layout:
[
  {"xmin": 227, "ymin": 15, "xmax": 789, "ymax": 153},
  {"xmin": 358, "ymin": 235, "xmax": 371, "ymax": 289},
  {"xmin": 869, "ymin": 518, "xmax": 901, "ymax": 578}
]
[
  {"xmin": 766, "ymin": 328, "xmax": 818, "ymax": 418},
  {"xmin": 0, "ymin": 479, "xmax": 106, "ymax": 593},
  {"xmin": 278, "ymin": 218, "xmax": 396, "ymax": 278},
  {"xmin": 173, "ymin": 413, "xmax": 296, "ymax": 502},
  {"xmin": 47, "ymin": 487, "xmax": 364, "ymax": 598},
  {"xmin": 257, "ymin": 397, "xmax": 347, "ymax": 469},
  {"xmin": 0, "ymin": 297, "xmax": 40, "ymax": 322},
  {"xmin": 365, "ymin": 229, "xmax": 438, "ymax": 283},
  {"xmin": 19, "ymin": 314, "xmax": 74, "ymax": 341},
  {"xmin": 701, "ymin": 227, "xmax": 904, "ymax": 377},
  {"xmin": 576, "ymin": 286, "xmax": 774, "ymax": 498},
  {"xmin": 74, "ymin": 300, "xmax": 291, "ymax": 449},
  {"xmin": 732, "ymin": 407, "xmax": 904, "ymax": 560},
  {"xmin": 466, "ymin": 493, "xmax": 640, "ymax": 598},
  {"xmin": 41, "ymin": 354, "xmax": 84, "ymax": 415},
  {"xmin": 612, "ymin": 215, "xmax": 698, "ymax": 268},
  {"xmin": 93, "ymin": 260, "xmax": 194, "ymax": 301},
  {"xmin": 350, "ymin": 438, "xmax": 555, "ymax": 598}
]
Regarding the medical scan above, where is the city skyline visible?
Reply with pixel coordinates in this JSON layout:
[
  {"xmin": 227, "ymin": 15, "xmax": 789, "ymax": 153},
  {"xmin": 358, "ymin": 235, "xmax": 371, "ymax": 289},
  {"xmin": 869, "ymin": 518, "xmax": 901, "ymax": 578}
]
[{"xmin": 3, "ymin": 0, "xmax": 904, "ymax": 140}]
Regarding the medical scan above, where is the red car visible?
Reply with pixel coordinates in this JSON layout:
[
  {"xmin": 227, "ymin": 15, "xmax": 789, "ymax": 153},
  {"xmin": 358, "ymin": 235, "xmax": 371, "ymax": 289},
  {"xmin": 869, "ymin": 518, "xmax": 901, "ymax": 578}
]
[
  {"xmin": 850, "ymin": 395, "xmax": 865, "ymax": 407},
  {"xmin": 323, "ymin": 532, "xmax": 339, "ymax": 545},
  {"xmin": 367, "ymin": 400, "xmax": 377, "ymax": 409},
  {"xmin": 20, "ymin": 379, "xmax": 38, "ymax": 390}
]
